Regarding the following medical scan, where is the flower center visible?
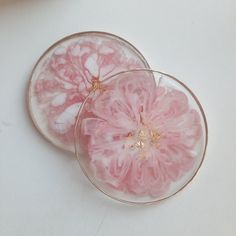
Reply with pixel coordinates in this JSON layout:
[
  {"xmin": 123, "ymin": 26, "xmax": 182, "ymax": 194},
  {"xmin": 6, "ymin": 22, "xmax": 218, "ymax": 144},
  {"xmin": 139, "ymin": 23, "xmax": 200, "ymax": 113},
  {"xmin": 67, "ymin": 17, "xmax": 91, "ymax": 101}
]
[
  {"xmin": 125, "ymin": 128, "xmax": 161, "ymax": 159},
  {"xmin": 91, "ymin": 79, "xmax": 102, "ymax": 92}
]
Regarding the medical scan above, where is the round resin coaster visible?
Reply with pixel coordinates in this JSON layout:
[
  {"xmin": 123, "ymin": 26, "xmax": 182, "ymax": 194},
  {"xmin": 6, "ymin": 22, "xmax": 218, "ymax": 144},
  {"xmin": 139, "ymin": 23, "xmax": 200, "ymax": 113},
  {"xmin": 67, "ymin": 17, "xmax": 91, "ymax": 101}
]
[
  {"xmin": 75, "ymin": 69, "xmax": 208, "ymax": 204},
  {"xmin": 28, "ymin": 32, "xmax": 149, "ymax": 152}
]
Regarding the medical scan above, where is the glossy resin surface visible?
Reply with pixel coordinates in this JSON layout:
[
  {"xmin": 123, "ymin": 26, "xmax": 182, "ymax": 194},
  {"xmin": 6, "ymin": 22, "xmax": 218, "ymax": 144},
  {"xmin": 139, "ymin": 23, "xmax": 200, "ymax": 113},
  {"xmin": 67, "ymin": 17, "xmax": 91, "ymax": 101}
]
[
  {"xmin": 28, "ymin": 32, "xmax": 149, "ymax": 152},
  {"xmin": 75, "ymin": 70, "xmax": 207, "ymax": 204}
]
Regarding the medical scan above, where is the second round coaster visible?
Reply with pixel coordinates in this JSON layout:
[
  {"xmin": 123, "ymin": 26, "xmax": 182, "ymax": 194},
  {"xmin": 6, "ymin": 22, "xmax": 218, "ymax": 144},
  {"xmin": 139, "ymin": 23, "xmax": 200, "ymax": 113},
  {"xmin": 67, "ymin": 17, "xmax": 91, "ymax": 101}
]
[{"xmin": 28, "ymin": 32, "xmax": 149, "ymax": 152}]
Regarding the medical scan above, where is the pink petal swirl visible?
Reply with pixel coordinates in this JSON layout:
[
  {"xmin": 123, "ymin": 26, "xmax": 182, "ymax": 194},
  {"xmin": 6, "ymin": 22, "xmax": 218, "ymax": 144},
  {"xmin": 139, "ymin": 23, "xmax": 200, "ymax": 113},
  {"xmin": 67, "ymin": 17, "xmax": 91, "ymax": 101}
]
[
  {"xmin": 77, "ymin": 73, "xmax": 202, "ymax": 197},
  {"xmin": 34, "ymin": 36, "xmax": 146, "ymax": 146}
]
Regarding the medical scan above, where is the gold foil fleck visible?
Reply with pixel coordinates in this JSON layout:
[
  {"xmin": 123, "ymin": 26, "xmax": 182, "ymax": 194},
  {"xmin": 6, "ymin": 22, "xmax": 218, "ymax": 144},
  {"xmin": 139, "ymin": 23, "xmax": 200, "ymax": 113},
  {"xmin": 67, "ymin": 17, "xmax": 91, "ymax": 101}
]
[{"xmin": 91, "ymin": 79, "xmax": 102, "ymax": 92}]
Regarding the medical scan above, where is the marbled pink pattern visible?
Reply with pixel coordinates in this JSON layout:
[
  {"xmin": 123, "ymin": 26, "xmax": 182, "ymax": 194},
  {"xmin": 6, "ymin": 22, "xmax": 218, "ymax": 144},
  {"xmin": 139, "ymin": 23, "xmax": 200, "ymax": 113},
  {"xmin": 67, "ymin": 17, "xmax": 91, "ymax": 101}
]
[
  {"xmin": 33, "ymin": 35, "xmax": 146, "ymax": 148},
  {"xmin": 77, "ymin": 74, "xmax": 202, "ymax": 197}
]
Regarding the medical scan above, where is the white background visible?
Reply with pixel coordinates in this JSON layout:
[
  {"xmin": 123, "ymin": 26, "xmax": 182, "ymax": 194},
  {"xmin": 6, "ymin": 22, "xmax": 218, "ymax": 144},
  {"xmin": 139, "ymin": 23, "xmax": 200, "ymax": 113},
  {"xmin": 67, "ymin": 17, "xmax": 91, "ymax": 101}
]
[{"xmin": 0, "ymin": 0, "xmax": 235, "ymax": 235}]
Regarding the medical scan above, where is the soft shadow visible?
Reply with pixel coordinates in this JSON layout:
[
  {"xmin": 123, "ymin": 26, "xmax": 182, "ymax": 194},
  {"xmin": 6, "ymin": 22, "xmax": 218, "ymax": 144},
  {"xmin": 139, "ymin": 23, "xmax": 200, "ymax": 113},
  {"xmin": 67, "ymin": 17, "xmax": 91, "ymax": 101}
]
[{"xmin": 0, "ymin": 0, "xmax": 43, "ymax": 8}]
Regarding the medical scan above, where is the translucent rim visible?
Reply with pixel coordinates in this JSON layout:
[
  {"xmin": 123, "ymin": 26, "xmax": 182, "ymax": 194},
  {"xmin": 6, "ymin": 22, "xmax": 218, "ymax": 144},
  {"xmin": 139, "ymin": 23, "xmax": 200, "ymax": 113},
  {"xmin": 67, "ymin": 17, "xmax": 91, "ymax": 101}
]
[
  {"xmin": 74, "ymin": 68, "xmax": 208, "ymax": 205},
  {"xmin": 27, "ymin": 31, "xmax": 150, "ymax": 153}
]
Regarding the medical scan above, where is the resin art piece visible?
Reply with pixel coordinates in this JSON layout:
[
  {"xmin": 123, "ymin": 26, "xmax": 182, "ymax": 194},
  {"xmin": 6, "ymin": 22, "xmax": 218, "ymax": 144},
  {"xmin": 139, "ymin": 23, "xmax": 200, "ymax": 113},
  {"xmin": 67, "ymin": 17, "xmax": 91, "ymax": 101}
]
[
  {"xmin": 28, "ymin": 32, "xmax": 207, "ymax": 204},
  {"xmin": 75, "ymin": 70, "xmax": 207, "ymax": 204},
  {"xmin": 28, "ymin": 32, "xmax": 149, "ymax": 152}
]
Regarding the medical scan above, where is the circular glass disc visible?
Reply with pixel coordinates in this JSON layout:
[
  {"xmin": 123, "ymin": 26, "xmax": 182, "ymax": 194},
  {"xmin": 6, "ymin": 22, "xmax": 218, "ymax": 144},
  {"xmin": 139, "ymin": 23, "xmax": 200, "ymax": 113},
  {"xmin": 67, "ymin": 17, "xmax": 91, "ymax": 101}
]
[
  {"xmin": 28, "ymin": 32, "xmax": 149, "ymax": 152},
  {"xmin": 75, "ymin": 69, "xmax": 207, "ymax": 204}
]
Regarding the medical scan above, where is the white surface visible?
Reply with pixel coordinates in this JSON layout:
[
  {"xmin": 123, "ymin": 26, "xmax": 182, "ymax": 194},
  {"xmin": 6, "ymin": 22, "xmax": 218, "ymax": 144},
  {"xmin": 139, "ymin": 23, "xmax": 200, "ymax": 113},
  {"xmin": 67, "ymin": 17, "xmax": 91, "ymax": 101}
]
[{"xmin": 0, "ymin": 0, "xmax": 235, "ymax": 235}]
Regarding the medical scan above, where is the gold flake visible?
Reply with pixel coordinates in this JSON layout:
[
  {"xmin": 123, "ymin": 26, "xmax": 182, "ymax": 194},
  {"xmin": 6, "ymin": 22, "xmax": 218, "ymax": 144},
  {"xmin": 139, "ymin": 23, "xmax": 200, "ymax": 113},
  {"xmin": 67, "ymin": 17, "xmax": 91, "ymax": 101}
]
[
  {"xmin": 138, "ymin": 130, "xmax": 147, "ymax": 141},
  {"xmin": 127, "ymin": 132, "xmax": 133, "ymax": 138},
  {"xmin": 91, "ymin": 79, "xmax": 102, "ymax": 92},
  {"xmin": 150, "ymin": 130, "xmax": 161, "ymax": 143},
  {"xmin": 135, "ymin": 140, "xmax": 145, "ymax": 149}
]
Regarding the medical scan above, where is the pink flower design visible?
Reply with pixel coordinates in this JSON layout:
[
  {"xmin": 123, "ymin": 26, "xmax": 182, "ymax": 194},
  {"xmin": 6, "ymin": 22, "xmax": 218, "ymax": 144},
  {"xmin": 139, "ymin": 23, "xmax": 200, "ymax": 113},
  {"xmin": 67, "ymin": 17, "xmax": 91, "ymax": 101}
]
[
  {"xmin": 34, "ymin": 36, "xmax": 146, "ymax": 147},
  {"xmin": 77, "ymin": 73, "xmax": 202, "ymax": 197}
]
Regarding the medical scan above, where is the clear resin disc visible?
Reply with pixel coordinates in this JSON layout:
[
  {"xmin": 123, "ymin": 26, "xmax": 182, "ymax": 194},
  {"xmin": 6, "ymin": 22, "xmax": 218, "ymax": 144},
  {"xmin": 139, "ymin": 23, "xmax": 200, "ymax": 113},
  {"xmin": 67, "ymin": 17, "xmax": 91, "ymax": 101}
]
[
  {"xmin": 75, "ymin": 69, "xmax": 207, "ymax": 204},
  {"xmin": 28, "ymin": 32, "xmax": 149, "ymax": 152}
]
